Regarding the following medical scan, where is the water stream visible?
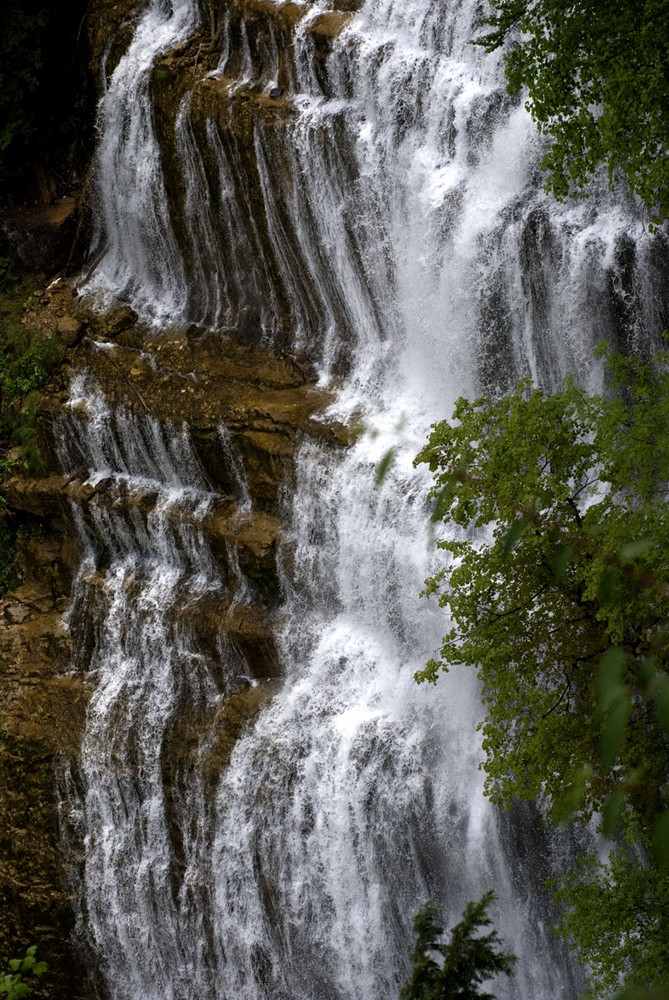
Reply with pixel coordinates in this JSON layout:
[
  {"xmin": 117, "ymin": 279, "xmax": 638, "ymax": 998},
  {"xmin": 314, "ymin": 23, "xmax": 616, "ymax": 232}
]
[{"xmin": 60, "ymin": 0, "xmax": 668, "ymax": 996}]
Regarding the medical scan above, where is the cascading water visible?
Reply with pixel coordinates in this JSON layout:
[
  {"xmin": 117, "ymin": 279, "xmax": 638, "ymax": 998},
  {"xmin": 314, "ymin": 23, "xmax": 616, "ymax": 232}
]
[
  {"xmin": 56, "ymin": 372, "xmax": 234, "ymax": 998},
  {"xmin": 83, "ymin": 0, "xmax": 200, "ymax": 320},
  {"xmin": 60, "ymin": 0, "xmax": 668, "ymax": 996}
]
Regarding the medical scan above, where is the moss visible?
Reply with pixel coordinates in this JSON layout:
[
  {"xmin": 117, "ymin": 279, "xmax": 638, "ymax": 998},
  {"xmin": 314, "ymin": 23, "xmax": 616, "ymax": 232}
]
[
  {"xmin": 0, "ymin": 256, "xmax": 65, "ymax": 593},
  {"xmin": 0, "ymin": 259, "xmax": 64, "ymax": 478}
]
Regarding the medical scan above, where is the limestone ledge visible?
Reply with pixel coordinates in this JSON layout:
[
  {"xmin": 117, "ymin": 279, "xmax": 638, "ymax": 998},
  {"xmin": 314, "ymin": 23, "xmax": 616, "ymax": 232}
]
[
  {"xmin": 0, "ymin": 561, "xmax": 89, "ymax": 999},
  {"xmin": 34, "ymin": 295, "xmax": 348, "ymax": 511},
  {"xmin": 4, "ymin": 476, "xmax": 279, "ymax": 568},
  {"xmin": 0, "ymin": 264, "xmax": 356, "ymax": 996}
]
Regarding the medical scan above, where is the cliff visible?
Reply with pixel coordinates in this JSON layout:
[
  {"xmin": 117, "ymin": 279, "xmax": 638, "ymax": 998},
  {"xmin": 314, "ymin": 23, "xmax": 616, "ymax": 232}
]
[{"xmin": 0, "ymin": 0, "xmax": 352, "ymax": 993}]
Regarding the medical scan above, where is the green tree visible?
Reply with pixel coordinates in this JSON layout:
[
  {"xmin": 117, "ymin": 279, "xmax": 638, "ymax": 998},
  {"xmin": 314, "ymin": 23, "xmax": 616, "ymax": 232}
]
[
  {"xmin": 475, "ymin": 0, "xmax": 669, "ymax": 225},
  {"xmin": 401, "ymin": 894, "xmax": 516, "ymax": 1000},
  {"xmin": 550, "ymin": 849, "xmax": 669, "ymax": 1000},
  {"xmin": 414, "ymin": 345, "xmax": 669, "ymax": 996},
  {"xmin": 415, "ymin": 346, "xmax": 669, "ymax": 830}
]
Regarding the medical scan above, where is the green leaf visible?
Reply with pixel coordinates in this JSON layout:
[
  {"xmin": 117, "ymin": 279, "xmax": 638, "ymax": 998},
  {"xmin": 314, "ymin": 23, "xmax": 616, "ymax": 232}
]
[
  {"xmin": 654, "ymin": 679, "xmax": 669, "ymax": 734},
  {"xmin": 619, "ymin": 539, "xmax": 654, "ymax": 561},
  {"xmin": 597, "ymin": 647, "xmax": 625, "ymax": 710},
  {"xmin": 551, "ymin": 543, "xmax": 573, "ymax": 582},
  {"xmin": 499, "ymin": 519, "xmax": 525, "ymax": 561},
  {"xmin": 640, "ymin": 654, "xmax": 659, "ymax": 686},
  {"xmin": 601, "ymin": 788, "xmax": 626, "ymax": 839},
  {"xmin": 431, "ymin": 476, "xmax": 457, "ymax": 522},
  {"xmin": 598, "ymin": 567, "xmax": 616, "ymax": 604},
  {"xmin": 612, "ymin": 990, "xmax": 669, "ymax": 1000},
  {"xmin": 601, "ymin": 698, "xmax": 631, "ymax": 769},
  {"xmin": 374, "ymin": 447, "xmax": 396, "ymax": 488},
  {"xmin": 554, "ymin": 770, "xmax": 590, "ymax": 824},
  {"xmin": 652, "ymin": 810, "xmax": 669, "ymax": 869}
]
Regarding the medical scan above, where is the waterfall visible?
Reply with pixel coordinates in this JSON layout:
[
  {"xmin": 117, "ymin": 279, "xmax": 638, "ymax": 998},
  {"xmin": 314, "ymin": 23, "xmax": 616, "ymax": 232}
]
[
  {"xmin": 83, "ymin": 0, "xmax": 200, "ymax": 321},
  {"xmin": 61, "ymin": 0, "xmax": 668, "ymax": 996}
]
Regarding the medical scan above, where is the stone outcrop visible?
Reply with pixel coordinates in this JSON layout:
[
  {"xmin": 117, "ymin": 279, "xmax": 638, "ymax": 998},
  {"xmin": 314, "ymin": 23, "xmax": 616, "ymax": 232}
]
[
  {"xmin": 0, "ymin": 269, "xmax": 349, "ymax": 997},
  {"xmin": 0, "ymin": 0, "xmax": 357, "ymax": 992},
  {"xmin": 0, "ymin": 522, "xmax": 89, "ymax": 998}
]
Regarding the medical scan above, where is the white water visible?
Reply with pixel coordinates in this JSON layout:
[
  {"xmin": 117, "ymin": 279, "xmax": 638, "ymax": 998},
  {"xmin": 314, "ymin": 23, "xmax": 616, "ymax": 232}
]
[
  {"xmin": 83, "ymin": 0, "xmax": 200, "ymax": 321},
  {"xmin": 65, "ymin": 0, "xmax": 667, "ymax": 997}
]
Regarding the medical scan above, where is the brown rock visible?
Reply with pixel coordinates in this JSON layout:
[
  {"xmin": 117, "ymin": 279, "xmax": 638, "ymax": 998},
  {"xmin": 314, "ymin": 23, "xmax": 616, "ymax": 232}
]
[
  {"xmin": 309, "ymin": 10, "xmax": 354, "ymax": 38},
  {"xmin": 56, "ymin": 315, "xmax": 83, "ymax": 346},
  {"xmin": 3, "ymin": 475, "xmax": 71, "ymax": 517},
  {"xmin": 3, "ymin": 603, "xmax": 30, "ymax": 624},
  {"xmin": 206, "ymin": 679, "xmax": 280, "ymax": 773},
  {"xmin": 0, "ymin": 197, "xmax": 79, "ymax": 273}
]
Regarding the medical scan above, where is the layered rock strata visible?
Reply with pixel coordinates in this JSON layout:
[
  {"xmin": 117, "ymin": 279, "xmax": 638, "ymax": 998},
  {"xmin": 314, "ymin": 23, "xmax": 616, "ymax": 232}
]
[{"xmin": 0, "ymin": 274, "xmax": 346, "ymax": 997}]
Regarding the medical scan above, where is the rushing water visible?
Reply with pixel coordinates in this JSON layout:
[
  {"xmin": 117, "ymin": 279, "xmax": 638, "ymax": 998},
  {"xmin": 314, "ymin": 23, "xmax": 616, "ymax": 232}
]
[{"xmin": 62, "ymin": 0, "xmax": 668, "ymax": 997}]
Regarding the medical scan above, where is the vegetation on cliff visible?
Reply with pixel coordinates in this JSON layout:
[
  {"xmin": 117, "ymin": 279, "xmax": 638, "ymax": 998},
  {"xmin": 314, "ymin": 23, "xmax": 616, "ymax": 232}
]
[
  {"xmin": 0, "ymin": 947, "xmax": 47, "ymax": 1000},
  {"xmin": 476, "ymin": 0, "xmax": 669, "ymax": 225},
  {"xmin": 0, "ymin": 263, "xmax": 63, "ymax": 474},
  {"xmin": 0, "ymin": 257, "xmax": 64, "ymax": 593},
  {"xmin": 416, "ymin": 346, "xmax": 669, "ymax": 997}
]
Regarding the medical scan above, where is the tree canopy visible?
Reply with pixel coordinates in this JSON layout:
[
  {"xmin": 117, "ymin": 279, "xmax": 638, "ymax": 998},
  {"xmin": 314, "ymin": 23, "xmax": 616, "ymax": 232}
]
[
  {"xmin": 415, "ymin": 346, "xmax": 669, "ymax": 996},
  {"xmin": 416, "ymin": 346, "xmax": 669, "ymax": 831},
  {"xmin": 476, "ymin": 0, "xmax": 669, "ymax": 225}
]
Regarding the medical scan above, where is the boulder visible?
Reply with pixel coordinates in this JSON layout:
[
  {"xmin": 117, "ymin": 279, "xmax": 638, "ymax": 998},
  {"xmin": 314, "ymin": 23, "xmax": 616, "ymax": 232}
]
[
  {"xmin": 56, "ymin": 315, "xmax": 83, "ymax": 346},
  {"xmin": 3, "ymin": 602, "xmax": 30, "ymax": 624}
]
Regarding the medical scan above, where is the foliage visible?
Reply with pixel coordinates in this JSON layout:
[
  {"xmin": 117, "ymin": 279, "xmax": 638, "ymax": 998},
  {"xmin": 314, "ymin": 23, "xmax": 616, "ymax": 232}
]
[
  {"xmin": 550, "ymin": 849, "xmax": 669, "ymax": 1000},
  {"xmin": 0, "ymin": 268, "xmax": 62, "ymax": 477},
  {"xmin": 0, "ymin": 947, "xmax": 47, "ymax": 1000},
  {"xmin": 0, "ymin": 261, "xmax": 61, "ymax": 594},
  {"xmin": 475, "ymin": 0, "xmax": 669, "ymax": 225},
  {"xmin": 415, "ymin": 345, "xmax": 669, "ymax": 996},
  {"xmin": 401, "ymin": 893, "xmax": 516, "ymax": 1000},
  {"xmin": 415, "ymin": 346, "xmax": 669, "ymax": 830}
]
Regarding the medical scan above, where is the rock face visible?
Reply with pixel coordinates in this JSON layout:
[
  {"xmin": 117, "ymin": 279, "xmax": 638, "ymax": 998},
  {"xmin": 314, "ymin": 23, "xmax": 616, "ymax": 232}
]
[
  {"xmin": 0, "ymin": 268, "xmax": 347, "ymax": 996},
  {"xmin": 0, "ymin": 520, "xmax": 88, "ymax": 998},
  {"xmin": 0, "ymin": 198, "xmax": 80, "ymax": 274},
  {"xmin": 0, "ymin": 0, "xmax": 358, "ymax": 993}
]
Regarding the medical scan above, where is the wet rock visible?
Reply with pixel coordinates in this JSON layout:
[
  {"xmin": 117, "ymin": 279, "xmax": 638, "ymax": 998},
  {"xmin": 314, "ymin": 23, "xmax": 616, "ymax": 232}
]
[
  {"xmin": 224, "ymin": 603, "xmax": 281, "ymax": 677},
  {"xmin": 56, "ymin": 315, "xmax": 83, "ymax": 346},
  {"xmin": 85, "ymin": 0, "xmax": 144, "ymax": 92},
  {"xmin": 68, "ymin": 480, "xmax": 97, "ymax": 503},
  {"xmin": 0, "ymin": 527, "xmax": 85, "ymax": 1000},
  {"xmin": 309, "ymin": 10, "xmax": 354, "ymax": 38},
  {"xmin": 206, "ymin": 679, "xmax": 280, "ymax": 774},
  {"xmin": 2, "ymin": 476, "xmax": 71, "ymax": 517},
  {"xmin": 3, "ymin": 603, "xmax": 30, "ymax": 624}
]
